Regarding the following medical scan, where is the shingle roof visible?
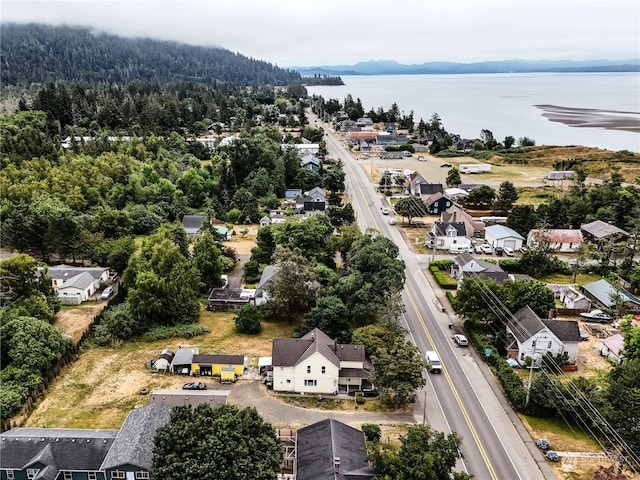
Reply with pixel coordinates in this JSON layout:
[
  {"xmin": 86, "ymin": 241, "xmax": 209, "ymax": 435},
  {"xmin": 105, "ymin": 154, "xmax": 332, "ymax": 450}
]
[
  {"xmin": 508, "ymin": 306, "xmax": 546, "ymax": 343},
  {"xmin": 148, "ymin": 390, "xmax": 229, "ymax": 409},
  {"xmin": 100, "ymin": 404, "xmax": 171, "ymax": 471},
  {"xmin": 581, "ymin": 220, "xmax": 629, "ymax": 238},
  {"xmin": 47, "ymin": 265, "xmax": 108, "ymax": 281},
  {"xmin": 542, "ymin": 319, "xmax": 582, "ymax": 342},
  {"xmin": 296, "ymin": 419, "xmax": 375, "ymax": 480},
  {"xmin": 181, "ymin": 215, "xmax": 206, "ymax": 233},
  {"xmin": 433, "ymin": 222, "xmax": 466, "ymax": 237},
  {"xmin": 1, "ymin": 428, "xmax": 117, "ymax": 476},
  {"xmin": 59, "ymin": 271, "xmax": 95, "ymax": 290},
  {"xmin": 454, "ymin": 252, "xmax": 474, "ymax": 266}
]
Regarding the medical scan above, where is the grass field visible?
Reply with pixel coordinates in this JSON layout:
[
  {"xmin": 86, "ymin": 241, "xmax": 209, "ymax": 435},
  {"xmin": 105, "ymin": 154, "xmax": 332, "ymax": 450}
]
[{"xmin": 25, "ymin": 305, "xmax": 297, "ymax": 429}]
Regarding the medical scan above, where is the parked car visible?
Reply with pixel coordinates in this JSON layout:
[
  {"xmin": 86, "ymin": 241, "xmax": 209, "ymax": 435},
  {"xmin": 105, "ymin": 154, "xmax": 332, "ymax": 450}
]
[
  {"xmin": 453, "ymin": 334, "xmax": 469, "ymax": 347},
  {"xmin": 495, "ymin": 246, "xmax": 504, "ymax": 256},
  {"xmin": 579, "ymin": 309, "xmax": 612, "ymax": 323},
  {"xmin": 182, "ymin": 382, "xmax": 207, "ymax": 390},
  {"xmin": 579, "ymin": 328, "xmax": 589, "ymax": 341},
  {"xmin": 480, "ymin": 244, "xmax": 493, "ymax": 254},
  {"xmin": 503, "ymin": 247, "xmax": 515, "ymax": 256},
  {"xmin": 474, "ymin": 245, "xmax": 483, "ymax": 254},
  {"xmin": 546, "ymin": 451, "xmax": 559, "ymax": 462},
  {"xmin": 101, "ymin": 286, "xmax": 114, "ymax": 300}
]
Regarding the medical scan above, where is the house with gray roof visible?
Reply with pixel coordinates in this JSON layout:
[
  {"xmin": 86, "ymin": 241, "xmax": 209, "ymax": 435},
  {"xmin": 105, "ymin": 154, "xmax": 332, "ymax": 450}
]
[
  {"xmin": 100, "ymin": 404, "xmax": 171, "ymax": 479},
  {"xmin": 581, "ymin": 279, "xmax": 640, "ymax": 313},
  {"xmin": 181, "ymin": 214, "xmax": 208, "ymax": 237},
  {"xmin": 271, "ymin": 328, "xmax": 371, "ymax": 395},
  {"xmin": 300, "ymin": 153, "xmax": 321, "ymax": 172},
  {"xmin": 45, "ymin": 264, "xmax": 110, "ymax": 304},
  {"xmin": 506, "ymin": 306, "xmax": 581, "ymax": 365},
  {"xmin": 0, "ymin": 428, "xmax": 118, "ymax": 480},
  {"xmin": 296, "ymin": 419, "xmax": 376, "ymax": 480},
  {"xmin": 581, "ymin": 220, "xmax": 629, "ymax": 248},
  {"xmin": 451, "ymin": 252, "xmax": 507, "ymax": 285},
  {"xmin": 148, "ymin": 389, "xmax": 229, "ymax": 409}
]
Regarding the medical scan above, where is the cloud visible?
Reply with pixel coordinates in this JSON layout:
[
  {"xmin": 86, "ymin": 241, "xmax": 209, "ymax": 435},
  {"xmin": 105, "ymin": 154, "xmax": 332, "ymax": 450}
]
[{"xmin": 2, "ymin": 0, "xmax": 638, "ymax": 66}]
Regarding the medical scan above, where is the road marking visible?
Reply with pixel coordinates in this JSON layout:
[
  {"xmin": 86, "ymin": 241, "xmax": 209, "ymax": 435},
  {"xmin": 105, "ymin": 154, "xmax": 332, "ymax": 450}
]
[{"xmin": 405, "ymin": 286, "xmax": 500, "ymax": 480}]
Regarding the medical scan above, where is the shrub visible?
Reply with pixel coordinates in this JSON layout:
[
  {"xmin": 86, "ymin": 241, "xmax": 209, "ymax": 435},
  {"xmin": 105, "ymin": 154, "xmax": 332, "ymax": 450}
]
[
  {"xmin": 362, "ymin": 423, "xmax": 382, "ymax": 442},
  {"xmin": 234, "ymin": 304, "xmax": 263, "ymax": 334},
  {"xmin": 429, "ymin": 265, "xmax": 458, "ymax": 289},
  {"xmin": 141, "ymin": 324, "xmax": 209, "ymax": 342}
]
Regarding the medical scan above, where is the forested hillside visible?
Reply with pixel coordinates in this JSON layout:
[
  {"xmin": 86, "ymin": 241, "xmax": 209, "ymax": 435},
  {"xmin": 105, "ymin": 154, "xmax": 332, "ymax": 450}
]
[{"xmin": 0, "ymin": 23, "xmax": 302, "ymax": 86}]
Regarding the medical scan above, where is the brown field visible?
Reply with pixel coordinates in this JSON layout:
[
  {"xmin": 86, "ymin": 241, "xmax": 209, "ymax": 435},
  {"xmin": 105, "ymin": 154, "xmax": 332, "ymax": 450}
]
[{"xmin": 54, "ymin": 302, "xmax": 105, "ymax": 343}]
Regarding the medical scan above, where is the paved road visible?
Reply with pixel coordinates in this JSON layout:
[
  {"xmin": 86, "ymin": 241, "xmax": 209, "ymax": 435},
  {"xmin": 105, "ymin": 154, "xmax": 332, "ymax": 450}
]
[
  {"xmin": 309, "ymin": 111, "xmax": 554, "ymax": 479},
  {"xmin": 223, "ymin": 381, "xmax": 414, "ymax": 427}
]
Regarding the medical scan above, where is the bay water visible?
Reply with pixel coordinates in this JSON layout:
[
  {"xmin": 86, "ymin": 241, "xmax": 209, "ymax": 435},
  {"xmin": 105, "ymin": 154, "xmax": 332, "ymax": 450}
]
[{"xmin": 307, "ymin": 73, "xmax": 640, "ymax": 152}]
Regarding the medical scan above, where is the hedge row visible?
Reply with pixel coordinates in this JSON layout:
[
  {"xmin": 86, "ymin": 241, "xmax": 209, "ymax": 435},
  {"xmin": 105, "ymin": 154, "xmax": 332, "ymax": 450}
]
[{"xmin": 429, "ymin": 265, "xmax": 458, "ymax": 289}]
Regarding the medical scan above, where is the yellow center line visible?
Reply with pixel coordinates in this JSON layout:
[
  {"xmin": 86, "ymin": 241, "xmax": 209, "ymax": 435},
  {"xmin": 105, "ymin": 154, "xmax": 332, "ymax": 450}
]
[{"xmin": 405, "ymin": 286, "xmax": 499, "ymax": 480}]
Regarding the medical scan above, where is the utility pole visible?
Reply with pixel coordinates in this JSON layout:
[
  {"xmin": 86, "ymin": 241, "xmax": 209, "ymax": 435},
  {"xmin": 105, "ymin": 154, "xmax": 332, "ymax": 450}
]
[{"xmin": 525, "ymin": 340, "xmax": 537, "ymax": 405}]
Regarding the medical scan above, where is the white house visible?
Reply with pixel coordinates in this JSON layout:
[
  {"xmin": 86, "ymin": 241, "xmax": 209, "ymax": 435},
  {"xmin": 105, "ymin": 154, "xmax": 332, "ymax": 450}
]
[
  {"xmin": 506, "ymin": 306, "xmax": 582, "ymax": 365},
  {"xmin": 281, "ymin": 144, "xmax": 320, "ymax": 156},
  {"xmin": 45, "ymin": 265, "xmax": 110, "ymax": 303},
  {"xmin": 484, "ymin": 225, "xmax": 525, "ymax": 251},
  {"xmin": 56, "ymin": 271, "xmax": 97, "ymax": 303},
  {"xmin": 527, "ymin": 229, "xmax": 583, "ymax": 253},
  {"xmin": 450, "ymin": 252, "xmax": 508, "ymax": 285},
  {"xmin": 546, "ymin": 284, "xmax": 592, "ymax": 311},
  {"xmin": 426, "ymin": 222, "xmax": 473, "ymax": 252},
  {"xmin": 271, "ymin": 328, "xmax": 371, "ymax": 395}
]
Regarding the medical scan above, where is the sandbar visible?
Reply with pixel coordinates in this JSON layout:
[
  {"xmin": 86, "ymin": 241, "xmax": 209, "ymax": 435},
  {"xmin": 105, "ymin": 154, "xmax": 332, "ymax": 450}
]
[{"xmin": 534, "ymin": 104, "xmax": 640, "ymax": 133}]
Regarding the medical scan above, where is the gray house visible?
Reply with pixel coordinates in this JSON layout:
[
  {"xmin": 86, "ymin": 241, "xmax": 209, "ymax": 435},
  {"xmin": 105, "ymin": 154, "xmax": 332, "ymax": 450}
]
[{"xmin": 296, "ymin": 418, "xmax": 376, "ymax": 480}]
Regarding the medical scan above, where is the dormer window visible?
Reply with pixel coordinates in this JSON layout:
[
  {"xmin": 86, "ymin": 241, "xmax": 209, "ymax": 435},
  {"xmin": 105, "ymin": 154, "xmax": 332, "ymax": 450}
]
[
  {"xmin": 322, "ymin": 366, "xmax": 326, "ymax": 374},
  {"xmin": 307, "ymin": 366, "xmax": 311, "ymax": 374}
]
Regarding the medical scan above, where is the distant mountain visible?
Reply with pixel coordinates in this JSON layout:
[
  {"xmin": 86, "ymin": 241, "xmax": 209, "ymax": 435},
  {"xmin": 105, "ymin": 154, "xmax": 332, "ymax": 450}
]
[
  {"xmin": 292, "ymin": 59, "xmax": 640, "ymax": 76},
  {"xmin": 0, "ymin": 23, "xmax": 302, "ymax": 86}
]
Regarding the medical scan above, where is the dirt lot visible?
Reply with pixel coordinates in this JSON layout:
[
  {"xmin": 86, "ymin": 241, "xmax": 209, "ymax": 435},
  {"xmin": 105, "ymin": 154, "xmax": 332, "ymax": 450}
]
[
  {"xmin": 225, "ymin": 224, "xmax": 259, "ymax": 255},
  {"xmin": 54, "ymin": 302, "xmax": 106, "ymax": 343}
]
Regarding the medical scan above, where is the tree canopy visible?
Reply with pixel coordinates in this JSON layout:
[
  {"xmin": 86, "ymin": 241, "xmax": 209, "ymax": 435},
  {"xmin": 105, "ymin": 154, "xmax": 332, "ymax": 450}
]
[{"xmin": 152, "ymin": 404, "xmax": 281, "ymax": 480}]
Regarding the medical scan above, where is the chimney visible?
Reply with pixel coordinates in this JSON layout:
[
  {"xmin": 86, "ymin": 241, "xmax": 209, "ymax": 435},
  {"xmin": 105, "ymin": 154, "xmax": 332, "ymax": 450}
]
[
  {"xmin": 334, "ymin": 456, "xmax": 341, "ymax": 473},
  {"xmin": 311, "ymin": 332, "xmax": 315, "ymax": 340}
]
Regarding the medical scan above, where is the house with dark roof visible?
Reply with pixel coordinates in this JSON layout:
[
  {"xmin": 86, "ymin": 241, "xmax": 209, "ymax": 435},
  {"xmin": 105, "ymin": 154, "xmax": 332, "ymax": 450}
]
[
  {"xmin": 441, "ymin": 205, "xmax": 485, "ymax": 238},
  {"xmin": 181, "ymin": 214, "xmax": 208, "ymax": 237},
  {"xmin": 207, "ymin": 287, "xmax": 257, "ymax": 312},
  {"xmin": 506, "ymin": 306, "xmax": 582, "ymax": 365},
  {"xmin": 451, "ymin": 252, "xmax": 507, "ymax": 285},
  {"xmin": 100, "ymin": 404, "xmax": 171, "ymax": 479},
  {"xmin": 426, "ymin": 222, "xmax": 472, "ymax": 252},
  {"xmin": 0, "ymin": 428, "xmax": 118, "ymax": 480},
  {"xmin": 295, "ymin": 419, "xmax": 376, "ymax": 480},
  {"xmin": 271, "ymin": 328, "xmax": 371, "ymax": 395},
  {"xmin": 581, "ymin": 279, "xmax": 640, "ymax": 313},
  {"xmin": 422, "ymin": 192, "xmax": 453, "ymax": 215}
]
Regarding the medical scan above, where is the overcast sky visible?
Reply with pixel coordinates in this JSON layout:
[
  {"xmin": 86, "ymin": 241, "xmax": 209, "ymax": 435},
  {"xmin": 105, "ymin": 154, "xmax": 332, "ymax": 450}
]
[{"xmin": 2, "ymin": 0, "xmax": 639, "ymax": 67}]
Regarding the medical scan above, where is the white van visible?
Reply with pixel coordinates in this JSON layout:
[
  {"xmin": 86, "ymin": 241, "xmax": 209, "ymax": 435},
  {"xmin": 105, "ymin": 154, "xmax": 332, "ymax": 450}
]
[{"xmin": 425, "ymin": 351, "xmax": 442, "ymax": 374}]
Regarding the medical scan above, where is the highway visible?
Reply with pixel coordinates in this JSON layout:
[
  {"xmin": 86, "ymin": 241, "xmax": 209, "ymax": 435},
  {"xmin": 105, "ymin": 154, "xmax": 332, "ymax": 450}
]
[{"xmin": 309, "ymin": 112, "xmax": 552, "ymax": 479}]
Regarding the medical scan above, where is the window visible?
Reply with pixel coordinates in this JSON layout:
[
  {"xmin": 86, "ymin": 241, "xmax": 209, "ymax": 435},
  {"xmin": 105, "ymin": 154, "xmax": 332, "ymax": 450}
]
[
  {"xmin": 321, "ymin": 366, "xmax": 326, "ymax": 374},
  {"xmin": 135, "ymin": 472, "xmax": 150, "ymax": 479},
  {"xmin": 306, "ymin": 366, "xmax": 311, "ymax": 374},
  {"xmin": 547, "ymin": 340, "xmax": 552, "ymax": 349},
  {"xmin": 27, "ymin": 469, "xmax": 40, "ymax": 480},
  {"xmin": 304, "ymin": 379, "xmax": 317, "ymax": 387},
  {"xmin": 286, "ymin": 379, "xmax": 291, "ymax": 384},
  {"xmin": 63, "ymin": 473, "xmax": 73, "ymax": 480},
  {"xmin": 89, "ymin": 473, "xmax": 97, "ymax": 480},
  {"xmin": 111, "ymin": 472, "xmax": 125, "ymax": 479},
  {"xmin": 7, "ymin": 472, "xmax": 15, "ymax": 480}
]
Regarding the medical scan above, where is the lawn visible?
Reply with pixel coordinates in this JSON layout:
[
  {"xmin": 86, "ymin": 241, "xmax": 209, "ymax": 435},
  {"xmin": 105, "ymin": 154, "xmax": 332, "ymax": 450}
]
[
  {"xmin": 541, "ymin": 273, "xmax": 602, "ymax": 286},
  {"xmin": 24, "ymin": 305, "xmax": 297, "ymax": 430}
]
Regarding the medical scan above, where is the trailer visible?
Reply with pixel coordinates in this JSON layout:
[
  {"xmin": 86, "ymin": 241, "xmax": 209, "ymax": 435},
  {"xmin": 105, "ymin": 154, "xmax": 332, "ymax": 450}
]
[{"xmin": 459, "ymin": 164, "xmax": 491, "ymax": 174}]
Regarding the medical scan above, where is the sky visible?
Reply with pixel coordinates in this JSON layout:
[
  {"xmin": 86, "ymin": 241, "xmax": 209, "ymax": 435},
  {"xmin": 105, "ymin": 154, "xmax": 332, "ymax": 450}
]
[{"xmin": 2, "ymin": 0, "xmax": 639, "ymax": 67}]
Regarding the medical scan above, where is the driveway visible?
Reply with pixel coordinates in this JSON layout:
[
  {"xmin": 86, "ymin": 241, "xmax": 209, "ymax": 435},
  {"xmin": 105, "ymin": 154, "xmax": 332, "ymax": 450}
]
[{"xmin": 210, "ymin": 380, "xmax": 415, "ymax": 427}]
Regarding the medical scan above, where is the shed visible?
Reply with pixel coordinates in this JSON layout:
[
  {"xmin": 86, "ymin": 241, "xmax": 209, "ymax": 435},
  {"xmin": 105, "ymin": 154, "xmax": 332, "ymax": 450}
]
[
  {"xmin": 214, "ymin": 226, "xmax": 231, "ymax": 241},
  {"xmin": 191, "ymin": 354, "xmax": 245, "ymax": 377},
  {"xmin": 154, "ymin": 349, "xmax": 175, "ymax": 372},
  {"xmin": 171, "ymin": 347, "xmax": 198, "ymax": 374},
  {"xmin": 601, "ymin": 334, "xmax": 624, "ymax": 364}
]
